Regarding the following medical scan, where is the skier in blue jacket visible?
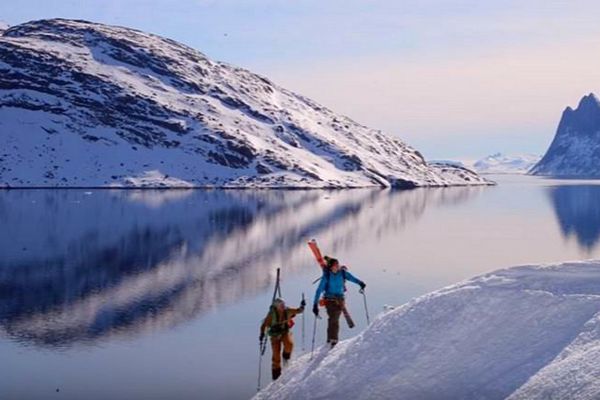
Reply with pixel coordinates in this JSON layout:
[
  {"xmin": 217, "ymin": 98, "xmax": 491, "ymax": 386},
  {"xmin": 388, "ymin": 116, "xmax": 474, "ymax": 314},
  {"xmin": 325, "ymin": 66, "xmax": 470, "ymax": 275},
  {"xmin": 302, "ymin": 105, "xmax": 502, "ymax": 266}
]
[{"xmin": 313, "ymin": 256, "xmax": 365, "ymax": 347}]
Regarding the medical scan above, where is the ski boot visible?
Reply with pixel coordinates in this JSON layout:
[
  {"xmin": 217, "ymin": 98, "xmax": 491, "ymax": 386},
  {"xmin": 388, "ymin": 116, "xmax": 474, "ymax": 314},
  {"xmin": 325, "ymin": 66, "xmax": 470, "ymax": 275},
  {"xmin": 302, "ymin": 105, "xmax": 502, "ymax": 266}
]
[{"xmin": 272, "ymin": 368, "xmax": 281, "ymax": 380}]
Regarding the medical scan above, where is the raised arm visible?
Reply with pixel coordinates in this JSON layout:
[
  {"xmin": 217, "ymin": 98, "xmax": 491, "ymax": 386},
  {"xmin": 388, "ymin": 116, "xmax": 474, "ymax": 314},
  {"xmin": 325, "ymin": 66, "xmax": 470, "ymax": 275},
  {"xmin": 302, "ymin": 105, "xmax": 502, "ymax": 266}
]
[
  {"xmin": 345, "ymin": 271, "xmax": 366, "ymax": 289},
  {"xmin": 287, "ymin": 307, "xmax": 304, "ymax": 318}
]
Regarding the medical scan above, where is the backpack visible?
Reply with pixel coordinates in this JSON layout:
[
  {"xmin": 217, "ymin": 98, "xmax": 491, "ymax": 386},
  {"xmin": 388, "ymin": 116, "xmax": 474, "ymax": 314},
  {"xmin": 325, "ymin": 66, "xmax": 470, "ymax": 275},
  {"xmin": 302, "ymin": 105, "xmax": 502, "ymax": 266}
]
[
  {"xmin": 268, "ymin": 308, "xmax": 293, "ymax": 336},
  {"xmin": 323, "ymin": 266, "xmax": 348, "ymax": 294}
]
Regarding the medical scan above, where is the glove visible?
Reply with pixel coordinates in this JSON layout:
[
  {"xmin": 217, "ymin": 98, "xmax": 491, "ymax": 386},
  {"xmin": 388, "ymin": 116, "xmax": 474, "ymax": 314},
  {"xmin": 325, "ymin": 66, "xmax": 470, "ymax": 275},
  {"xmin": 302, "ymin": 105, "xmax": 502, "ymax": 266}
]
[
  {"xmin": 312, "ymin": 303, "xmax": 319, "ymax": 316},
  {"xmin": 359, "ymin": 282, "xmax": 366, "ymax": 291},
  {"xmin": 300, "ymin": 299, "xmax": 306, "ymax": 309}
]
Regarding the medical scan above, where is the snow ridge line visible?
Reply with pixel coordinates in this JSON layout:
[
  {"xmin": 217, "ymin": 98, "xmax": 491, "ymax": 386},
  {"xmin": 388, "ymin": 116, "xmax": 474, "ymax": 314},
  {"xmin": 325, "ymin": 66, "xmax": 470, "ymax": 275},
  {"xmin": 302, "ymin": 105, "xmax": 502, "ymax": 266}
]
[{"xmin": 256, "ymin": 260, "xmax": 600, "ymax": 400}]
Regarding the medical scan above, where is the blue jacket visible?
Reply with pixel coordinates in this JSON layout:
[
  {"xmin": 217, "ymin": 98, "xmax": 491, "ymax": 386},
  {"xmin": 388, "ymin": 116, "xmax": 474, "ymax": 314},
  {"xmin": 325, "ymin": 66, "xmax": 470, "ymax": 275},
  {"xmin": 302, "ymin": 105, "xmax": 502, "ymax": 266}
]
[{"xmin": 313, "ymin": 269, "xmax": 363, "ymax": 305}]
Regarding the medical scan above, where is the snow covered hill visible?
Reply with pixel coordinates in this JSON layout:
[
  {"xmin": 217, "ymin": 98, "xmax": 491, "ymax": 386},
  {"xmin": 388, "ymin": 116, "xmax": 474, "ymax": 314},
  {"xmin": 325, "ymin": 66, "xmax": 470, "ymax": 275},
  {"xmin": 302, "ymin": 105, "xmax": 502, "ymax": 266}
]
[
  {"xmin": 0, "ymin": 19, "xmax": 491, "ymax": 188},
  {"xmin": 531, "ymin": 93, "xmax": 600, "ymax": 177},
  {"xmin": 470, "ymin": 153, "xmax": 541, "ymax": 174},
  {"xmin": 255, "ymin": 261, "xmax": 600, "ymax": 400}
]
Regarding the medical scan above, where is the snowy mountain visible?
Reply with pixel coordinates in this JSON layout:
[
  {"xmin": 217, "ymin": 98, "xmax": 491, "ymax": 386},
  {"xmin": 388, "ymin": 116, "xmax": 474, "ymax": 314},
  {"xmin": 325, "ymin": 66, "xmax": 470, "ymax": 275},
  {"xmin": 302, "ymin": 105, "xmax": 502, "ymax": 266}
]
[
  {"xmin": 0, "ymin": 19, "xmax": 491, "ymax": 188},
  {"xmin": 470, "ymin": 153, "xmax": 541, "ymax": 174},
  {"xmin": 0, "ymin": 21, "xmax": 9, "ymax": 33},
  {"xmin": 256, "ymin": 261, "xmax": 600, "ymax": 400},
  {"xmin": 531, "ymin": 93, "xmax": 600, "ymax": 177}
]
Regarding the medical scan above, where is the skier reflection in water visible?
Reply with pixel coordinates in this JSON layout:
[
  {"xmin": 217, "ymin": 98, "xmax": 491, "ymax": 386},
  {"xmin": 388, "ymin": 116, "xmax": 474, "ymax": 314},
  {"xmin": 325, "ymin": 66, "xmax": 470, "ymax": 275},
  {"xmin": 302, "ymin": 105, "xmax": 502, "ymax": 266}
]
[
  {"xmin": 313, "ymin": 257, "xmax": 366, "ymax": 347},
  {"xmin": 260, "ymin": 297, "xmax": 305, "ymax": 380}
]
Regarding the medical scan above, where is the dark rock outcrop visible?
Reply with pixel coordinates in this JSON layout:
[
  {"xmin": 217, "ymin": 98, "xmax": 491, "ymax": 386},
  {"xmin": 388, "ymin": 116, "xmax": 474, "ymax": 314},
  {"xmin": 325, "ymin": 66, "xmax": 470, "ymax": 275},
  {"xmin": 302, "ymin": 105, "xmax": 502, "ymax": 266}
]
[{"xmin": 531, "ymin": 93, "xmax": 600, "ymax": 177}]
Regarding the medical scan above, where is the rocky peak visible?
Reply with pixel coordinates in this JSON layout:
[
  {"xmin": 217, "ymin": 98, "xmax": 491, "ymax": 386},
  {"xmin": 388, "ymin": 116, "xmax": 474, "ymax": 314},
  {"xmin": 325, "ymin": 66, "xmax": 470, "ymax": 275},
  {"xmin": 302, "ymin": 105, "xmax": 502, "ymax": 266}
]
[
  {"xmin": 531, "ymin": 92, "xmax": 600, "ymax": 177},
  {"xmin": 578, "ymin": 92, "xmax": 600, "ymax": 109},
  {"xmin": 559, "ymin": 92, "xmax": 600, "ymax": 138}
]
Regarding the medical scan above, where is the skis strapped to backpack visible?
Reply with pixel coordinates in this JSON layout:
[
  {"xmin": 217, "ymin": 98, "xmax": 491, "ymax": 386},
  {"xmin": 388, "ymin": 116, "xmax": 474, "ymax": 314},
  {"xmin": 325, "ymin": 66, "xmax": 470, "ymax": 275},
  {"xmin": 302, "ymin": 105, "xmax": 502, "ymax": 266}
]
[
  {"xmin": 268, "ymin": 268, "xmax": 296, "ymax": 333},
  {"xmin": 272, "ymin": 268, "xmax": 282, "ymax": 303},
  {"xmin": 308, "ymin": 239, "xmax": 326, "ymax": 268},
  {"xmin": 307, "ymin": 239, "xmax": 355, "ymax": 329}
]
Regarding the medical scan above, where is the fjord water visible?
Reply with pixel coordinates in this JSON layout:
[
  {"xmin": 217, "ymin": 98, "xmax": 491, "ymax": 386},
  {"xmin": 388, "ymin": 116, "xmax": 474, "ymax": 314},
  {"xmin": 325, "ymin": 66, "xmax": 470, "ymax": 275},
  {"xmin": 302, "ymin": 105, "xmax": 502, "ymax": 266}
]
[{"xmin": 2, "ymin": 175, "xmax": 600, "ymax": 400}]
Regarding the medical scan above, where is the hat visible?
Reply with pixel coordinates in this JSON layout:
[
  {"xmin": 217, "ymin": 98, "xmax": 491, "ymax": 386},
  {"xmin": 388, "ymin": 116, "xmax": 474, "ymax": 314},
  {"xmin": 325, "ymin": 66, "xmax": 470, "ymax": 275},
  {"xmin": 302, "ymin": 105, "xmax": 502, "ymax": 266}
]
[
  {"xmin": 324, "ymin": 256, "xmax": 339, "ymax": 269},
  {"xmin": 272, "ymin": 297, "xmax": 285, "ymax": 307}
]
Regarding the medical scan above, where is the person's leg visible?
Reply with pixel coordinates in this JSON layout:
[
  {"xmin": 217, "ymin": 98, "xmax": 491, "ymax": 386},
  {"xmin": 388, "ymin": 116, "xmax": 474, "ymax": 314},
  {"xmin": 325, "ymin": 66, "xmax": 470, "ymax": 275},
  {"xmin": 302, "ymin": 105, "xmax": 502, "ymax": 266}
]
[
  {"xmin": 326, "ymin": 300, "xmax": 342, "ymax": 344},
  {"xmin": 270, "ymin": 336, "xmax": 282, "ymax": 380},
  {"xmin": 325, "ymin": 301, "xmax": 335, "ymax": 343},
  {"xmin": 331, "ymin": 302, "xmax": 342, "ymax": 346},
  {"xmin": 282, "ymin": 332, "xmax": 294, "ymax": 364}
]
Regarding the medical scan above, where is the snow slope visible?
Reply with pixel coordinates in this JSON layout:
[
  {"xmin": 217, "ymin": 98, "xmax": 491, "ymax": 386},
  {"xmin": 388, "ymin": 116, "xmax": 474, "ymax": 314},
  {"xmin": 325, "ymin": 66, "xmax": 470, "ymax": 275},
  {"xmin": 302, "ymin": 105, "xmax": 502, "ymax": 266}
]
[
  {"xmin": 255, "ymin": 261, "xmax": 600, "ymax": 400},
  {"xmin": 470, "ymin": 153, "xmax": 541, "ymax": 174},
  {"xmin": 0, "ymin": 18, "xmax": 491, "ymax": 188},
  {"xmin": 531, "ymin": 93, "xmax": 600, "ymax": 177}
]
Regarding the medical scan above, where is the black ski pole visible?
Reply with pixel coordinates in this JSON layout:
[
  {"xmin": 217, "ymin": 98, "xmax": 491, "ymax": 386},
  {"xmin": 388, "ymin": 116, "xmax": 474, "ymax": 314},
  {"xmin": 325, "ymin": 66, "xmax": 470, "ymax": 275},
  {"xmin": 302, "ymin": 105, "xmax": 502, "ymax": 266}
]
[
  {"xmin": 360, "ymin": 288, "xmax": 370, "ymax": 325},
  {"xmin": 310, "ymin": 314, "xmax": 319, "ymax": 360},
  {"xmin": 301, "ymin": 293, "xmax": 306, "ymax": 351},
  {"xmin": 257, "ymin": 336, "xmax": 267, "ymax": 391},
  {"xmin": 257, "ymin": 338, "xmax": 263, "ymax": 391}
]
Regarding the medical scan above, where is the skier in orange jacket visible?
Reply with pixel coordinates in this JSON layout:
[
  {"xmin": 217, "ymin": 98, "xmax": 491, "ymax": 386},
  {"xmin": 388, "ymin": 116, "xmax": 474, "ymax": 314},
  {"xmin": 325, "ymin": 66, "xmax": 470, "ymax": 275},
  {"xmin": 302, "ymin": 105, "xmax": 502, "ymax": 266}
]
[{"xmin": 260, "ymin": 297, "xmax": 305, "ymax": 380}]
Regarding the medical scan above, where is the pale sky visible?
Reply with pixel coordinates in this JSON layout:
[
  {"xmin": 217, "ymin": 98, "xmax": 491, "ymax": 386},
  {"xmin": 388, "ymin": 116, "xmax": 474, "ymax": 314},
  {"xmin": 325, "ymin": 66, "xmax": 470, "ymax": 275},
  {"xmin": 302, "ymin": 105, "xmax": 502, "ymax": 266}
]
[{"xmin": 2, "ymin": 0, "xmax": 600, "ymax": 159}]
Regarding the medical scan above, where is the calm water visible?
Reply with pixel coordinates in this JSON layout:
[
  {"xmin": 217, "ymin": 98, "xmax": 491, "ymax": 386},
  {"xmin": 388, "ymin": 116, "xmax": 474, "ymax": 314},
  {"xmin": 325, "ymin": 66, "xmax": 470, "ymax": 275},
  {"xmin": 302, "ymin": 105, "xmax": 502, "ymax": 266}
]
[{"xmin": 2, "ymin": 175, "xmax": 600, "ymax": 400}]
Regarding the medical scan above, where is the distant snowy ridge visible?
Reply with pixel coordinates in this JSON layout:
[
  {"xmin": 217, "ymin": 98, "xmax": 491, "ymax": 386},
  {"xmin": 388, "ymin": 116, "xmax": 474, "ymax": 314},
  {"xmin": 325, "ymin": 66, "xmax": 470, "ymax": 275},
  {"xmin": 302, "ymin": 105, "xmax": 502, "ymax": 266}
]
[
  {"xmin": 0, "ymin": 18, "xmax": 491, "ymax": 188},
  {"xmin": 531, "ymin": 93, "xmax": 600, "ymax": 177},
  {"xmin": 468, "ymin": 153, "xmax": 541, "ymax": 174},
  {"xmin": 256, "ymin": 260, "xmax": 600, "ymax": 400},
  {"xmin": 0, "ymin": 21, "xmax": 9, "ymax": 32},
  {"xmin": 428, "ymin": 159, "xmax": 465, "ymax": 168}
]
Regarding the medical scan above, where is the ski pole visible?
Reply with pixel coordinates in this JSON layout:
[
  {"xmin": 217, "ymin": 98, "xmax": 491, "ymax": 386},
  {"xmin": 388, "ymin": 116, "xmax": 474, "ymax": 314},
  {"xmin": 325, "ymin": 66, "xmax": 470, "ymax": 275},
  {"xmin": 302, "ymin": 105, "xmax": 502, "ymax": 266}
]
[
  {"xmin": 310, "ymin": 314, "xmax": 319, "ymax": 360},
  {"xmin": 360, "ymin": 289, "xmax": 370, "ymax": 325},
  {"xmin": 302, "ymin": 293, "xmax": 306, "ymax": 351},
  {"xmin": 257, "ymin": 337, "xmax": 265, "ymax": 392}
]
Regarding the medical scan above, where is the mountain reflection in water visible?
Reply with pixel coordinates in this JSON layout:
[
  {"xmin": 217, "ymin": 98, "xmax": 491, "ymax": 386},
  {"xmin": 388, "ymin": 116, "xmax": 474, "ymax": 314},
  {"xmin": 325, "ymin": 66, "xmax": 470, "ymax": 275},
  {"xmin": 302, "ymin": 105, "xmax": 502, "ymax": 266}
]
[
  {"xmin": 547, "ymin": 185, "xmax": 600, "ymax": 251},
  {"xmin": 0, "ymin": 187, "xmax": 483, "ymax": 348}
]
